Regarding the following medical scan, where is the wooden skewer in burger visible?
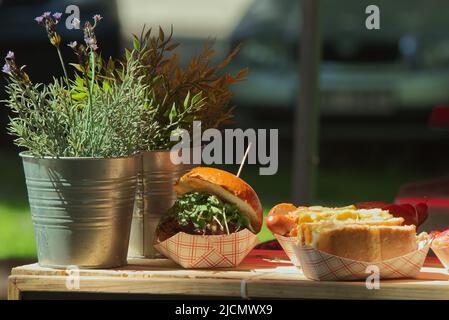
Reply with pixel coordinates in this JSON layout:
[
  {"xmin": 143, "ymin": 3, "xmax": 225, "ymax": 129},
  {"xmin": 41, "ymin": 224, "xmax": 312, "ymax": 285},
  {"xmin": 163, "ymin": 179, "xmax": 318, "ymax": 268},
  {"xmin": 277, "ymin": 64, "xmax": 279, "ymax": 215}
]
[{"xmin": 155, "ymin": 167, "xmax": 263, "ymax": 242}]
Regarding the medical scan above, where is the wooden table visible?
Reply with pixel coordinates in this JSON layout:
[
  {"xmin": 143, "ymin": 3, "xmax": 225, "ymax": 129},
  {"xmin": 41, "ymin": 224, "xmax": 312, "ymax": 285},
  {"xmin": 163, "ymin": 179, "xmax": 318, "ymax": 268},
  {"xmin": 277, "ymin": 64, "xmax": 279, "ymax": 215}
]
[{"xmin": 8, "ymin": 250, "xmax": 449, "ymax": 300}]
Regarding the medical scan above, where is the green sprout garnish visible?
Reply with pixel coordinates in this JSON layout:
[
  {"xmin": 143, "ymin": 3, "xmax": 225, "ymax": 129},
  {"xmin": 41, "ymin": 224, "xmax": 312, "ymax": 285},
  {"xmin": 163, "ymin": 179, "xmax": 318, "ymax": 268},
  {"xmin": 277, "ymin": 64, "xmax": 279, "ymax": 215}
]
[{"xmin": 162, "ymin": 192, "xmax": 253, "ymax": 235}]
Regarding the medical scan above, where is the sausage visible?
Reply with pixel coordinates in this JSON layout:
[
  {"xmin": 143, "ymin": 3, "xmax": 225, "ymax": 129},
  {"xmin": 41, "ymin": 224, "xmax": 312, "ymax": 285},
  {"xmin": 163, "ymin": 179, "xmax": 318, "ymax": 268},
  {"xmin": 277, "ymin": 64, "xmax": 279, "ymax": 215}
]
[
  {"xmin": 266, "ymin": 203, "xmax": 298, "ymax": 236},
  {"xmin": 266, "ymin": 214, "xmax": 297, "ymax": 236}
]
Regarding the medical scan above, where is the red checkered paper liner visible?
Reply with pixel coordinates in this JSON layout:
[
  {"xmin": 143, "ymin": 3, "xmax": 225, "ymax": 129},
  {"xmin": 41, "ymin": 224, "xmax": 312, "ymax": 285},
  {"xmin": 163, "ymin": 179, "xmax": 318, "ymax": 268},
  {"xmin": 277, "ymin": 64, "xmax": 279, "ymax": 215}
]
[
  {"xmin": 154, "ymin": 229, "xmax": 259, "ymax": 268},
  {"xmin": 274, "ymin": 234, "xmax": 301, "ymax": 267},
  {"xmin": 293, "ymin": 239, "xmax": 431, "ymax": 281},
  {"xmin": 431, "ymin": 246, "xmax": 449, "ymax": 269}
]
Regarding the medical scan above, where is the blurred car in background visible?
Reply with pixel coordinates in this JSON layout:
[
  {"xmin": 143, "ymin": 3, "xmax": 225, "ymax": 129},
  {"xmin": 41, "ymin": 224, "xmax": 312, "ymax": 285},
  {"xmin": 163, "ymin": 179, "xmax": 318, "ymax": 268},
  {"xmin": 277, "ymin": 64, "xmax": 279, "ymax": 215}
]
[
  {"xmin": 0, "ymin": 0, "xmax": 120, "ymax": 148},
  {"xmin": 115, "ymin": 0, "xmax": 252, "ymax": 65},
  {"xmin": 229, "ymin": 0, "xmax": 449, "ymax": 141}
]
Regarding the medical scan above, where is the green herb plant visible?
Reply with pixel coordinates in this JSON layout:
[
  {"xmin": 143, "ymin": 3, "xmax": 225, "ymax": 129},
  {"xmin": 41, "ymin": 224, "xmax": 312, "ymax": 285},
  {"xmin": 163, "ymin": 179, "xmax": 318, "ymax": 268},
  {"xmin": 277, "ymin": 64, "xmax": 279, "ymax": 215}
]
[{"xmin": 132, "ymin": 26, "xmax": 249, "ymax": 150}]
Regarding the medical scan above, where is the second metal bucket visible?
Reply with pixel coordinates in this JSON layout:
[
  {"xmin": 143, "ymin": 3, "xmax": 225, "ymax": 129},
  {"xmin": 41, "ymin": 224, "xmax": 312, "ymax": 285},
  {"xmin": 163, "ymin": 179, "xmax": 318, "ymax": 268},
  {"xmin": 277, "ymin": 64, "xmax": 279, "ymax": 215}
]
[{"xmin": 128, "ymin": 150, "xmax": 196, "ymax": 258}]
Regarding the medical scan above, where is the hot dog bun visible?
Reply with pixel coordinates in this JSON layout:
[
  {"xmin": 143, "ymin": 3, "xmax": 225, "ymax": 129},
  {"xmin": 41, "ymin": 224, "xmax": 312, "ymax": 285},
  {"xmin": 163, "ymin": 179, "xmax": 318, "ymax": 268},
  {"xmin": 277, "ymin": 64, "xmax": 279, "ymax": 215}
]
[
  {"xmin": 300, "ymin": 223, "xmax": 418, "ymax": 262},
  {"xmin": 174, "ymin": 167, "xmax": 263, "ymax": 233}
]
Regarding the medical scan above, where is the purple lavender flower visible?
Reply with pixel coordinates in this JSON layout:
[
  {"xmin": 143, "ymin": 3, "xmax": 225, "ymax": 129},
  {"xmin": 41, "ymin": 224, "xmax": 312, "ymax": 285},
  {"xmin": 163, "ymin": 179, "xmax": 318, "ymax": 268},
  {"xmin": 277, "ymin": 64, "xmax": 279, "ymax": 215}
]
[
  {"xmin": 2, "ymin": 53, "xmax": 30, "ymax": 82},
  {"xmin": 52, "ymin": 12, "xmax": 63, "ymax": 21},
  {"xmin": 83, "ymin": 21, "xmax": 99, "ymax": 51},
  {"xmin": 93, "ymin": 14, "xmax": 103, "ymax": 22},
  {"xmin": 2, "ymin": 63, "xmax": 11, "ymax": 74},
  {"xmin": 3, "ymin": 51, "xmax": 15, "ymax": 74},
  {"xmin": 84, "ymin": 37, "xmax": 98, "ymax": 50},
  {"xmin": 5, "ymin": 51, "xmax": 15, "ymax": 60},
  {"xmin": 35, "ymin": 11, "xmax": 63, "ymax": 47},
  {"xmin": 34, "ymin": 15, "xmax": 44, "ymax": 24}
]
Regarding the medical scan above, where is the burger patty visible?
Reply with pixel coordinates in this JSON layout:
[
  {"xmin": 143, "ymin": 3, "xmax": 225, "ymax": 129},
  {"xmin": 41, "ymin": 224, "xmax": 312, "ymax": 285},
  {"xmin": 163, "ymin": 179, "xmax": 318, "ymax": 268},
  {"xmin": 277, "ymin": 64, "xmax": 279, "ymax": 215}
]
[{"xmin": 156, "ymin": 191, "xmax": 251, "ymax": 242}]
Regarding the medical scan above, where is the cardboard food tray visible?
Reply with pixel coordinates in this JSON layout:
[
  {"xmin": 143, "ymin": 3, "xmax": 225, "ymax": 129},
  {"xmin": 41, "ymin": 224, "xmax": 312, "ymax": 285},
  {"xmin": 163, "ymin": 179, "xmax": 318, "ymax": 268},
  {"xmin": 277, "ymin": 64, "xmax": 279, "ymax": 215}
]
[
  {"xmin": 431, "ymin": 245, "xmax": 449, "ymax": 269},
  {"xmin": 276, "ymin": 233, "xmax": 430, "ymax": 281},
  {"xmin": 293, "ymin": 238, "xmax": 431, "ymax": 281},
  {"xmin": 275, "ymin": 234, "xmax": 301, "ymax": 267},
  {"xmin": 154, "ymin": 229, "xmax": 259, "ymax": 268}
]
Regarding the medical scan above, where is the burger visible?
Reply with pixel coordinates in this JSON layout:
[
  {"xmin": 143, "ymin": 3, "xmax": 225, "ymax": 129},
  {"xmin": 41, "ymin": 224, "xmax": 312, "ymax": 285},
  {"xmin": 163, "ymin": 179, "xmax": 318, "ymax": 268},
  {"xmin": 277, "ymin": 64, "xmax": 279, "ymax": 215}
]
[{"xmin": 155, "ymin": 167, "xmax": 263, "ymax": 242}]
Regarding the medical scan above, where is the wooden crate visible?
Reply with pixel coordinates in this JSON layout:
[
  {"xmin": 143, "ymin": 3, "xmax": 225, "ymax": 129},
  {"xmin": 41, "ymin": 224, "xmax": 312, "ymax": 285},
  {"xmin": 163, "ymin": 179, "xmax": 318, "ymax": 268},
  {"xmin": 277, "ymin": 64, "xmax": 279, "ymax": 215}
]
[{"xmin": 8, "ymin": 250, "xmax": 449, "ymax": 300}]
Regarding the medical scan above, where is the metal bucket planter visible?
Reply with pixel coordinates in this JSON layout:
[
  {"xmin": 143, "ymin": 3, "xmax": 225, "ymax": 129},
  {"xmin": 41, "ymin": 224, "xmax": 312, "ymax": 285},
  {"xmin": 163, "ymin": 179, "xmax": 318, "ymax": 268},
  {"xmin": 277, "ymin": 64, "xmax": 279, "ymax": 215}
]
[
  {"xmin": 128, "ymin": 150, "xmax": 197, "ymax": 258},
  {"xmin": 20, "ymin": 152, "xmax": 138, "ymax": 269}
]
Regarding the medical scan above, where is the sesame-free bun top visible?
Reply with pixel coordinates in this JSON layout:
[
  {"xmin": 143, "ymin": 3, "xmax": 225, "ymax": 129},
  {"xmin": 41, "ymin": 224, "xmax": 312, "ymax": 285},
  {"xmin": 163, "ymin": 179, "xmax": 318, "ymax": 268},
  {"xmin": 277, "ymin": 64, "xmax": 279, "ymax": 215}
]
[{"xmin": 174, "ymin": 167, "xmax": 263, "ymax": 233}]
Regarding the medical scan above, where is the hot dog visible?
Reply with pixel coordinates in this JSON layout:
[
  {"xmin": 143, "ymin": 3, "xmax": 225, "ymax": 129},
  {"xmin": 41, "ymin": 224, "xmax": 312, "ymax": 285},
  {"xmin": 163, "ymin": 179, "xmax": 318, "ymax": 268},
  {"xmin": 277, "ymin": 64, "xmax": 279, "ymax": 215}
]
[
  {"xmin": 266, "ymin": 202, "xmax": 429, "ymax": 264},
  {"xmin": 267, "ymin": 202, "xmax": 429, "ymax": 239}
]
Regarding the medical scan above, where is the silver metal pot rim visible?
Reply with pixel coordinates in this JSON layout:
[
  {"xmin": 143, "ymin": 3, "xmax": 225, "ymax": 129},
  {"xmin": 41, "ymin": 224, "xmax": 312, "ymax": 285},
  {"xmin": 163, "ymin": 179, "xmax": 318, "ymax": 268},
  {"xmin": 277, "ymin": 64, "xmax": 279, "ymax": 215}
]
[
  {"xmin": 139, "ymin": 146, "xmax": 202, "ymax": 153},
  {"xmin": 19, "ymin": 151, "xmax": 139, "ymax": 161},
  {"xmin": 139, "ymin": 146, "xmax": 204, "ymax": 157},
  {"xmin": 139, "ymin": 150, "xmax": 170, "ymax": 155}
]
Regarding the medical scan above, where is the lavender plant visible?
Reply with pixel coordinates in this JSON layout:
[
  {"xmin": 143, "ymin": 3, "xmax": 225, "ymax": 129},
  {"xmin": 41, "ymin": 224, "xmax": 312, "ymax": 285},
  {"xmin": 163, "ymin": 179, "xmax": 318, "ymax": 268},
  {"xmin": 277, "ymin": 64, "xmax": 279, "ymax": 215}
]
[{"xmin": 2, "ymin": 13, "xmax": 149, "ymax": 157}]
